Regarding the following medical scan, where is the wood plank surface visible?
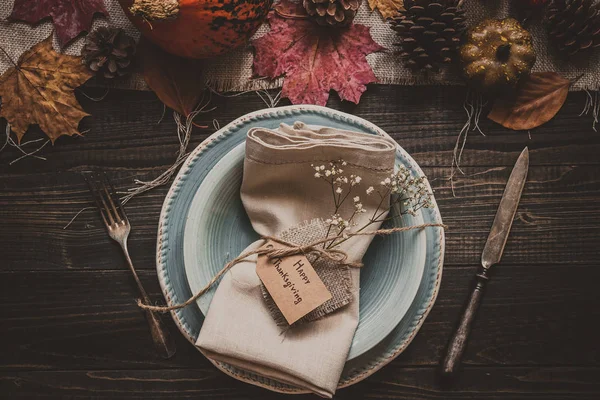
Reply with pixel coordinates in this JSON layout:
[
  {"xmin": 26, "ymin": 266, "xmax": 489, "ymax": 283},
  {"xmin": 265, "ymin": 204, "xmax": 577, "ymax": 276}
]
[
  {"xmin": 2, "ymin": 367, "xmax": 599, "ymax": 399},
  {"xmin": 1, "ymin": 164, "xmax": 599, "ymax": 271},
  {"xmin": 1, "ymin": 264, "xmax": 598, "ymax": 372},
  {"xmin": 1, "ymin": 85, "xmax": 599, "ymax": 399}
]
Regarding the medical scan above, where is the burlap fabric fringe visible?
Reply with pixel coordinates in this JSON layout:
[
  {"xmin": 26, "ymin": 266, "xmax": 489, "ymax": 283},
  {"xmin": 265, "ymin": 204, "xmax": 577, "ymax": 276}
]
[
  {"xmin": 1, "ymin": 0, "xmax": 598, "ymax": 91},
  {"xmin": 138, "ymin": 222, "xmax": 447, "ymax": 313}
]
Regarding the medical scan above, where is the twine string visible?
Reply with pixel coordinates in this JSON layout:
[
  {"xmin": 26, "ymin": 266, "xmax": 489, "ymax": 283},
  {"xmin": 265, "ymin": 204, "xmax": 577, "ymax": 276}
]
[{"xmin": 138, "ymin": 223, "xmax": 447, "ymax": 313}]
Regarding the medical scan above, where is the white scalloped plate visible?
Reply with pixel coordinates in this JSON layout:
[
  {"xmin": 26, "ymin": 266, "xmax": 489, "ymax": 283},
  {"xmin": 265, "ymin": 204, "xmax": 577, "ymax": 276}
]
[{"xmin": 157, "ymin": 105, "xmax": 445, "ymax": 393}]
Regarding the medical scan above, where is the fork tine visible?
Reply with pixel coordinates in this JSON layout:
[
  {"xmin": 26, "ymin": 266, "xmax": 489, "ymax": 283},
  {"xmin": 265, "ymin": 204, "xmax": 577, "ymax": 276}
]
[
  {"xmin": 99, "ymin": 174, "xmax": 122, "ymax": 224},
  {"xmin": 102, "ymin": 172, "xmax": 128, "ymax": 223},
  {"xmin": 99, "ymin": 184, "xmax": 117, "ymax": 225},
  {"xmin": 84, "ymin": 173, "xmax": 111, "ymax": 227}
]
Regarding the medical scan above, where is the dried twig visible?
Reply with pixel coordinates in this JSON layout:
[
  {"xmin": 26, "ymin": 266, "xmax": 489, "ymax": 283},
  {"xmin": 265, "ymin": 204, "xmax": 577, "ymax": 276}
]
[
  {"xmin": 1, "ymin": 123, "xmax": 50, "ymax": 165},
  {"xmin": 120, "ymin": 92, "xmax": 213, "ymax": 204},
  {"xmin": 449, "ymin": 90, "xmax": 487, "ymax": 196}
]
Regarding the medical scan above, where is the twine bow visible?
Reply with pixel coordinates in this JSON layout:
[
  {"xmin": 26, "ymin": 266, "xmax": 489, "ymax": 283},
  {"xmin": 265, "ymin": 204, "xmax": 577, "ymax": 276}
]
[{"xmin": 138, "ymin": 223, "xmax": 446, "ymax": 313}]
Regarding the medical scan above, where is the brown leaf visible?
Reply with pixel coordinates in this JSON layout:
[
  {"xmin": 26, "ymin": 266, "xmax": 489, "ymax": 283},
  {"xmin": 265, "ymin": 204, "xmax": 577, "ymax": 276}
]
[
  {"xmin": 137, "ymin": 39, "xmax": 204, "ymax": 117},
  {"xmin": 488, "ymin": 72, "xmax": 571, "ymax": 131},
  {"xmin": 367, "ymin": 0, "xmax": 404, "ymax": 19},
  {"xmin": 0, "ymin": 35, "xmax": 93, "ymax": 144}
]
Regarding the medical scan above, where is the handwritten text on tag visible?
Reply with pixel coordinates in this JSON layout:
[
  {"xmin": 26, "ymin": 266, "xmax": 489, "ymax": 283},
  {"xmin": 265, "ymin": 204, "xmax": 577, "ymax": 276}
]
[{"xmin": 256, "ymin": 241, "xmax": 332, "ymax": 325}]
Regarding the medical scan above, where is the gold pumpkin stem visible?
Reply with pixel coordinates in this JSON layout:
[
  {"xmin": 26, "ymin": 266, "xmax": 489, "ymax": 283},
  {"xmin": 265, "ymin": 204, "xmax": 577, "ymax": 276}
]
[{"xmin": 130, "ymin": 0, "xmax": 180, "ymax": 21}]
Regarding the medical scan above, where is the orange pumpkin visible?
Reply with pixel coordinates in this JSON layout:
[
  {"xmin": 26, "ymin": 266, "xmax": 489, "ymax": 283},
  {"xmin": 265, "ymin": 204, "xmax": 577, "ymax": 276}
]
[{"xmin": 118, "ymin": 0, "xmax": 273, "ymax": 59}]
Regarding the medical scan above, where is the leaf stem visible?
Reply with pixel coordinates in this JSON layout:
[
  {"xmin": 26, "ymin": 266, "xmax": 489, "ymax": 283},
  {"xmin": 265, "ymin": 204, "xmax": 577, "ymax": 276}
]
[{"xmin": 0, "ymin": 45, "xmax": 18, "ymax": 68}]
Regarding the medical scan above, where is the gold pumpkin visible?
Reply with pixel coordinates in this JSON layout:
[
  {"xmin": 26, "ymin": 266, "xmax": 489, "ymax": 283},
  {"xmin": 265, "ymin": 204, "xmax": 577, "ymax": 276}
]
[{"xmin": 460, "ymin": 18, "xmax": 536, "ymax": 91}]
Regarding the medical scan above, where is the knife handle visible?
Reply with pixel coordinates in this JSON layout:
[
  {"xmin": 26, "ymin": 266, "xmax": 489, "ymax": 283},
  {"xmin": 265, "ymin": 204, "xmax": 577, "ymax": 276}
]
[{"xmin": 441, "ymin": 266, "xmax": 490, "ymax": 377}]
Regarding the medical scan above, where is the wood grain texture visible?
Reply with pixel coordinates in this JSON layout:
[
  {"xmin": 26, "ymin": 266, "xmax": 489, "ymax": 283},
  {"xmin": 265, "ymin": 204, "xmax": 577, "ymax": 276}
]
[
  {"xmin": 1, "ymin": 165, "xmax": 599, "ymax": 271},
  {"xmin": 1, "ymin": 85, "xmax": 599, "ymax": 399},
  {"xmin": 2, "ymin": 367, "xmax": 599, "ymax": 399},
  {"xmin": 1, "ymin": 86, "xmax": 599, "ymax": 172},
  {"xmin": 1, "ymin": 264, "xmax": 598, "ymax": 371}
]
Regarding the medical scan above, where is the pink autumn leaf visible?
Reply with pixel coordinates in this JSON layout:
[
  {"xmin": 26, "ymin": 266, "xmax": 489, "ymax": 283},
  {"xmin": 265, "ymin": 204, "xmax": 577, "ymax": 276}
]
[
  {"xmin": 252, "ymin": 0, "xmax": 384, "ymax": 106},
  {"xmin": 9, "ymin": 0, "xmax": 108, "ymax": 47}
]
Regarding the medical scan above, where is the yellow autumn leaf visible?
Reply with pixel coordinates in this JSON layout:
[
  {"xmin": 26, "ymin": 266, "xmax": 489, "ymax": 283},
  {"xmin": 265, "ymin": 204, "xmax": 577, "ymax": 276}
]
[
  {"xmin": 0, "ymin": 35, "xmax": 93, "ymax": 143},
  {"xmin": 368, "ymin": 0, "xmax": 404, "ymax": 19}
]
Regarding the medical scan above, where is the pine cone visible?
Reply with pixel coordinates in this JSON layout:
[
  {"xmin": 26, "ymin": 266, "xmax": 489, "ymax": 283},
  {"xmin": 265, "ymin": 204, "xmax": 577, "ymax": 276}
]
[
  {"xmin": 304, "ymin": 0, "xmax": 362, "ymax": 27},
  {"xmin": 82, "ymin": 27, "xmax": 136, "ymax": 79},
  {"xmin": 391, "ymin": 0, "xmax": 466, "ymax": 73},
  {"xmin": 547, "ymin": 0, "xmax": 600, "ymax": 56}
]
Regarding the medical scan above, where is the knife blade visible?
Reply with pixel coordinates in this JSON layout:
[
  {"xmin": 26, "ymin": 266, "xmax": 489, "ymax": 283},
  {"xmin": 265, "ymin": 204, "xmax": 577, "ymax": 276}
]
[
  {"xmin": 441, "ymin": 147, "xmax": 529, "ymax": 378},
  {"xmin": 481, "ymin": 147, "xmax": 530, "ymax": 268}
]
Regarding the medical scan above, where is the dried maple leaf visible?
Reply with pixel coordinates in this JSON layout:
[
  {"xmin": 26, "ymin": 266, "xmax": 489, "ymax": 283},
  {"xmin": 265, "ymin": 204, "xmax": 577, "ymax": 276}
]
[
  {"xmin": 137, "ymin": 39, "xmax": 205, "ymax": 117},
  {"xmin": 252, "ymin": 0, "xmax": 384, "ymax": 106},
  {"xmin": 9, "ymin": 0, "xmax": 108, "ymax": 47},
  {"xmin": 488, "ymin": 72, "xmax": 571, "ymax": 131},
  {"xmin": 0, "ymin": 35, "xmax": 93, "ymax": 144},
  {"xmin": 368, "ymin": 0, "xmax": 404, "ymax": 19}
]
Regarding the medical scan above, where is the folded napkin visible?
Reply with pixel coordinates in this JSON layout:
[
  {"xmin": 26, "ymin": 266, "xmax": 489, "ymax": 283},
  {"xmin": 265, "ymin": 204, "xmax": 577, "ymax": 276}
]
[{"xmin": 196, "ymin": 122, "xmax": 396, "ymax": 397}]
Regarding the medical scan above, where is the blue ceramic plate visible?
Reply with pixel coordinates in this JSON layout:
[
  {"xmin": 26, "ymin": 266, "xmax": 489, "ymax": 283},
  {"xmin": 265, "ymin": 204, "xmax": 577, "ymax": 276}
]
[
  {"xmin": 157, "ymin": 105, "xmax": 445, "ymax": 392},
  {"xmin": 183, "ymin": 140, "xmax": 427, "ymax": 360}
]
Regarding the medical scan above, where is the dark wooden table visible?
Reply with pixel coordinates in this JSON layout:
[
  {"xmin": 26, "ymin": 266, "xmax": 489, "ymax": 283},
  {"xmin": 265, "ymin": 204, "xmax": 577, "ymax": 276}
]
[{"xmin": 1, "ymin": 85, "xmax": 599, "ymax": 399}]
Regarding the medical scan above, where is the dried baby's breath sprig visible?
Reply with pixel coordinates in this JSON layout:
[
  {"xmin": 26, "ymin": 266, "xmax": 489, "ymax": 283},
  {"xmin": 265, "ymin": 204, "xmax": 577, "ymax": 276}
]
[
  {"xmin": 382, "ymin": 166, "xmax": 433, "ymax": 217},
  {"xmin": 312, "ymin": 160, "xmax": 364, "ymax": 244},
  {"xmin": 312, "ymin": 160, "xmax": 435, "ymax": 249}
]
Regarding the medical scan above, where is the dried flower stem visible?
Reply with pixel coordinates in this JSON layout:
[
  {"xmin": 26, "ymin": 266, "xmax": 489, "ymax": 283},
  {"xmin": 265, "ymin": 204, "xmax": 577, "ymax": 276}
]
[
  {"xmin": 314, "ymin": 160, "xmax": 435, "ymax": 250},
  {"xmin": 1, "ymin": 123, "xmax": 50, "ymax": 165},
  {"xmin": 581, "ymin": 89, "xmax": 599, "ymax": 132},
  {"xmin": 120, "ymin": 93, "xmax": 213, "ymax": 204}
]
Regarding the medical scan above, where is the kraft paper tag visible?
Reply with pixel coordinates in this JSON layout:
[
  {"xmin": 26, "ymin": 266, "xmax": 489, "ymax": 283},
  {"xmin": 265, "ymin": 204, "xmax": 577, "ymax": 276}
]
[{"xmin": 256, "ymin": 241, "xmax": 332, "ymax": 325}]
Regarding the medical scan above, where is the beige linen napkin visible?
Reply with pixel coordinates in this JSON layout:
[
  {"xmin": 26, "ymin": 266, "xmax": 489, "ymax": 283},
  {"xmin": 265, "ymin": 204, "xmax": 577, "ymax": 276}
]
[{"xmin": 196, "ymin": 122, "xmax": 396, "ymax": 397}]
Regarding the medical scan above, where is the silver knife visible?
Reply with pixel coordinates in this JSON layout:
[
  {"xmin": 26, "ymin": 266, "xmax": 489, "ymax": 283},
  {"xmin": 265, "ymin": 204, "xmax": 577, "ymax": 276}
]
[{"xmin": 441, "ymin": 147, "xmax": 529, "ymax": 377}]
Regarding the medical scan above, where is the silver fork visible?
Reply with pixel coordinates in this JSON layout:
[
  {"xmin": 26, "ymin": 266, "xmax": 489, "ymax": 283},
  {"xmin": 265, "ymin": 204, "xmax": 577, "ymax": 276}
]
[{"xmin": 85, "ymin": 172, "xmax": 176, "ymax": 359}]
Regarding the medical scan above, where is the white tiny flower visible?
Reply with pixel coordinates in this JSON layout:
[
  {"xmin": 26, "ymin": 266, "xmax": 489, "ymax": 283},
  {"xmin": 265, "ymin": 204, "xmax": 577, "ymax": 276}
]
[
  {"xmin": 366, "ymin": 186, "xmax": 374, "ymax": 195},
  {"xmin": 325, "ymin": 170, "xmax": 331, "ymax": 177},
  {"xmin": 354, "ymin": 176, "xmax": 362, "ymax": 183},
  {"xmin": 384, "ymin": 178, "xmax": 391, "ymax": 184},
  {"xmin": 314, "ymin": 172, "xmax": 321, "ymax": 178},
  {"xmin": 336, "ymin": 187, "xmax": 343, "ymax": 194},
  {"xmin": 342, "ymin": 161, "xmax": 347, "ymax": 166},
  {"xmin": 353, "ymin": 196, "xmax": 360, "ymax": 203}
]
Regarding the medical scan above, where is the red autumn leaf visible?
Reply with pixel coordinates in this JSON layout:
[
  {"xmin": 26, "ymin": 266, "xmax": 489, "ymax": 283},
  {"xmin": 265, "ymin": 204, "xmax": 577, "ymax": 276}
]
[
  {"xmin": 252, "ymin": 0, "xmax": 384, "ymax": 106},
  {"xmin": 9, "ymin": 0, "xmax": 108, "ymax": 47}
]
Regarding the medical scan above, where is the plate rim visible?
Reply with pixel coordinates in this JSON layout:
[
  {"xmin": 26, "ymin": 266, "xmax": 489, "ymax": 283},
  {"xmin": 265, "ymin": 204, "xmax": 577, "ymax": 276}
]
[{"xmin": 156, "ymin": 104, "xmax": 445, "ymax": 393}]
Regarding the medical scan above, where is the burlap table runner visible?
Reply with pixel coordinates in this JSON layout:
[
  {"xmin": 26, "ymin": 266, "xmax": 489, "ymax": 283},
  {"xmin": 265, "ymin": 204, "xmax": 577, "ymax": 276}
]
[{"xmin": 1, "ymin": 0, "xmax": 597, "ymax": 92}]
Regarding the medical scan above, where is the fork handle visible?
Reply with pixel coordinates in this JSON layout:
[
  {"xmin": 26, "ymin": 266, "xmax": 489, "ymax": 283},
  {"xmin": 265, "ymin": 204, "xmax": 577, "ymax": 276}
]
[{"xmin": 121, "ymin": 243, "xmax": 176, "ymax": 359}]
